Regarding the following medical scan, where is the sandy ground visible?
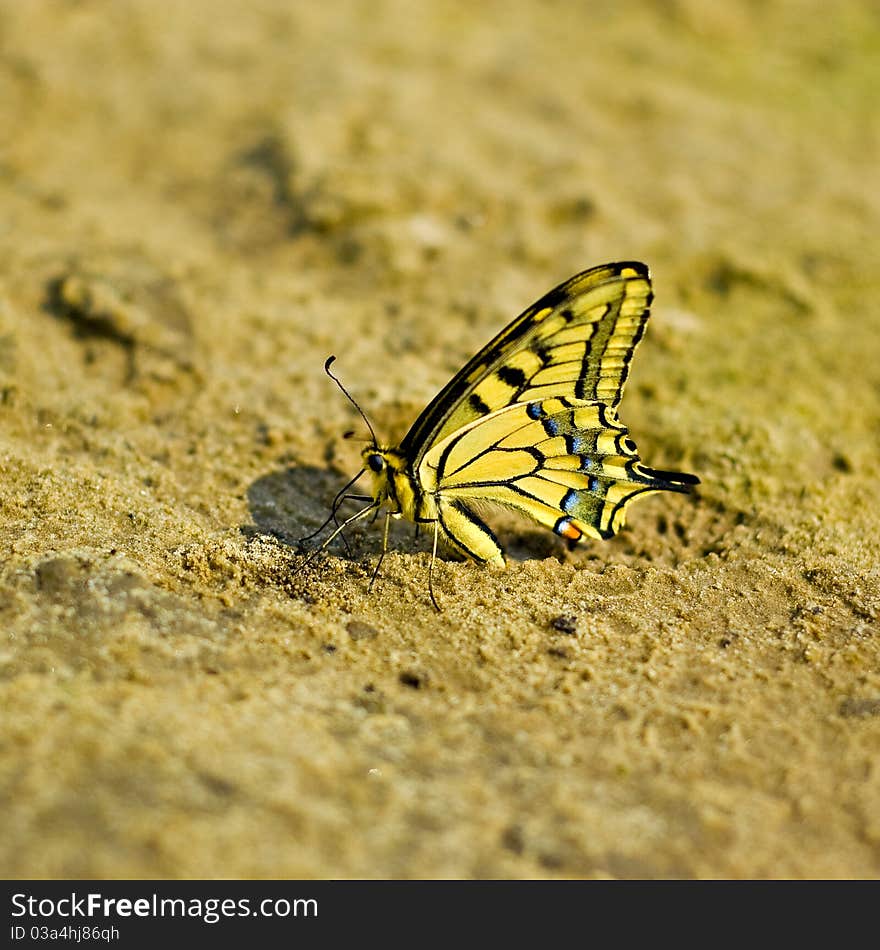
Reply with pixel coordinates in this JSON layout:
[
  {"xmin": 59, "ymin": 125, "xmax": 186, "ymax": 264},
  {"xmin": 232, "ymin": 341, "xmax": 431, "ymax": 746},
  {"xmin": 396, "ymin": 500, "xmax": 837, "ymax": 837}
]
[{"xmin": 1, "ymin": 0, "xmax": 878, "ymax": 879}]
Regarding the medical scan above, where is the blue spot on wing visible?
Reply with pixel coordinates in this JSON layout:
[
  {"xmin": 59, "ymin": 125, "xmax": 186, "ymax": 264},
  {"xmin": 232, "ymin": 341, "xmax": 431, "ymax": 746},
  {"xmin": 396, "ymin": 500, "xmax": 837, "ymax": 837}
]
[{"xmin": 527, "ymin": 403, "xmax": 545, "ymax": 420}]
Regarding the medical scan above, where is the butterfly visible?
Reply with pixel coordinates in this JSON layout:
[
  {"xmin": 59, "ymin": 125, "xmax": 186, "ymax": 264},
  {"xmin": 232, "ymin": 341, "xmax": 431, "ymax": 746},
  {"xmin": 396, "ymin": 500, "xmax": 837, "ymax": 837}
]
[{"xmin": 308, "ymin": 261, "xmax": 698, "ymax": 609}]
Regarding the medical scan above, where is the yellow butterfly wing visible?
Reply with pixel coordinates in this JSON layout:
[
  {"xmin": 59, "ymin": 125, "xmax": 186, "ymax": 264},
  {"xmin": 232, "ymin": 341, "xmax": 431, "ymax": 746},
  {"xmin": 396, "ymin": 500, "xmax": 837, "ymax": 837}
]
[
  {"xmin": 419, "ymin": 397, "xmax": 697, "ymax": 565},
  {"xmin": 400, "ymin": 261, "xmax": 653, "ymax": 466},
  {"xmin": 323, "ymin": 260, "xmax": 697, "ymax": 597}
]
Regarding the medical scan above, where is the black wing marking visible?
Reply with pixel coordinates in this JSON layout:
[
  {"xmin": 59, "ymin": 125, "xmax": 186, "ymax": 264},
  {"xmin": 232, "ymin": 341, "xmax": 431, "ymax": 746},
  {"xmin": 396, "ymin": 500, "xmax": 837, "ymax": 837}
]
[{"xmin": 399, "ymin": 262, "xmax": 652, "ymax": 467}]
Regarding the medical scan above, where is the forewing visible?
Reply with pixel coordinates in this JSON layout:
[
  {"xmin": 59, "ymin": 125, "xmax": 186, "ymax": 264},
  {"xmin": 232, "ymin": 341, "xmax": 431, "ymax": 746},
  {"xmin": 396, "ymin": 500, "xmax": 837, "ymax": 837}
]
[
  {"xmin": 421, "ymin": 397, "xmax": 697, "ymax": 545},
  {"xmin": 400, "ymin": 261, "xmax": 653, "ymax": 467}
]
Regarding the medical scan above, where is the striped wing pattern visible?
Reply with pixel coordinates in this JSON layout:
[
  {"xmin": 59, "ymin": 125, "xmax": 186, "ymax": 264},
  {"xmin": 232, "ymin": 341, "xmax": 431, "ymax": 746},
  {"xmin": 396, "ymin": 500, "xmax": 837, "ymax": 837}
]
[
  {"xmin": 401, "ymin": 262, "xmax": 652, "ymax": 468},
  {"xmin": 420, "ymin": 397, "xmax": 696, "ymax": 565}
]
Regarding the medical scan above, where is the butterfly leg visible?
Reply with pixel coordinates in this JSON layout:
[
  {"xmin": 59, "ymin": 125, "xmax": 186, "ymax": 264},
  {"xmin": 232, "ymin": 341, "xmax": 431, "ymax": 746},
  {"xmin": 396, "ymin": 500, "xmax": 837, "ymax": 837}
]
[
  {"xmin": 296, "ymin": 469, "xmax": 366, "ymax": 544},
  {"xmin": 428, "ymin": 519, "xmax": 442, "ymax": 612},
  {"xmin": 368, "ymin": 511, "xmax": 391, "ymax": 594},
  {"xmin": 333, "ymin": 493, "xmax": 375, "ymax": 556},
  {"xmin": 297, "ymin": 500, "xmax": 378, "ymax": 571}
]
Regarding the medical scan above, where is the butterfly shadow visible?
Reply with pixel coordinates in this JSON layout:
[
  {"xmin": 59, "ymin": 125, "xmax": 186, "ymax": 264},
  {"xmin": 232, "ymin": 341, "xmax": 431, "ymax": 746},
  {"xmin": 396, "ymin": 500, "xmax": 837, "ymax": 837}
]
[
  {"xmin": 241, "ymin": 464, "xmax": 351, "ymax": 550},
  {"xmin": 244, "ymin": 464, "xmax": 462, "ymax": 569},
  {"xmin": 241, "ymin": 464, "xmax": 426, "ymax": 557}
]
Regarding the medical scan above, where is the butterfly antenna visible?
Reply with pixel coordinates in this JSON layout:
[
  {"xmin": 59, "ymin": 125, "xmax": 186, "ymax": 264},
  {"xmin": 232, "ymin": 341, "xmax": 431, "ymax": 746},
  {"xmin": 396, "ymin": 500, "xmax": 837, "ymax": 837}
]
[{"xmin": 325, "ymin": 356, "xmax": 379, "ymax": 446}]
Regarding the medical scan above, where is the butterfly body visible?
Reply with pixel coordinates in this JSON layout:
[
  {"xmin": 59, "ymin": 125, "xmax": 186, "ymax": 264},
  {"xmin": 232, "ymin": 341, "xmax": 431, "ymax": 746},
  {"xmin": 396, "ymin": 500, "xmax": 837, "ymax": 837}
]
[{"xmin": 319, "ymin": 262, "xmax": 698, "ymax": 607}]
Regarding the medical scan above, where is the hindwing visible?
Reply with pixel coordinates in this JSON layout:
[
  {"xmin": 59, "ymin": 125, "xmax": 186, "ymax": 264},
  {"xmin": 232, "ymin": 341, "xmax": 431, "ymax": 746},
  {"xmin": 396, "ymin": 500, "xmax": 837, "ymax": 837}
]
[{"xmin": 419, "ymin": 397, "xmax": 697, "ymax": 562}]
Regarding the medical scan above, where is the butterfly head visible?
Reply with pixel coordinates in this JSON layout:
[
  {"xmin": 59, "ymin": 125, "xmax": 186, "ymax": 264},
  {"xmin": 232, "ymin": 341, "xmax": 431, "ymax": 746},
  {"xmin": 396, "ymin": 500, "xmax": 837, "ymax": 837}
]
[
  {"xmin": 361, "ymin": 444, "xmax": 417, "ymax": 518},
  {"xmin": 362, "ymin": 445, "xmax": 407, "ymax": 479}
]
